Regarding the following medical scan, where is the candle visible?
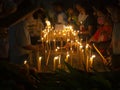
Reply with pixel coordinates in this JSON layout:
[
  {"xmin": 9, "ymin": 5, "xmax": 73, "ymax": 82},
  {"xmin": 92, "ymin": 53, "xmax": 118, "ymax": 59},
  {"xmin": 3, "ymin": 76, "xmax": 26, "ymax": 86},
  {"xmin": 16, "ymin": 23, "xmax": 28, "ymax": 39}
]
[
  {"xmin": 65, "ymin": 52, "xmax": 70, "ymax": 62},
  {"xmin": 24, "ymin": 60, "xmax": 29, "ymax": 74},
  {"xmin": 58, "ymin": 55, "xmax": 61, "ymax": 68},
  {"xmin": 38, "ymin": 57, "xmax": 42, "ymax": 72},
  {"xmin": 58, "ymin": 55, "xmax": 61, "ymax": 65},
  {"xmin": 53, "ymin": 39, "xmax": 56, "ymax": 49},
  {"xmin": 61, "ymin": 39, "xmax": 63, "ymax": 50},
  {"xmin": 86, "ymin": 55, "xmax": 89, "ymax": 72},
  {"xmin": 81, "ymin": 49, "xmax": 84, "ymax": 61},
  {"xmin": 41, "ymin": 37, "xmax": 43, "ymax": 45},
  {"xmin": 89, "ymin": 55, "xmax": 96, "ymax": 68},
  {"xmin": 53, "ymin": 56, "xmax": 59, "ymax": 71},
  {"xmin": 70, "ymin": 40, "xmax": 73, "ymax": 51},
  {"xmin": 93, "ymin": 44, "xmax": 107, "ymax": 64},
  {"xmin": 45, "ymin": 19, "xmax": 51, "ymax": 29}
]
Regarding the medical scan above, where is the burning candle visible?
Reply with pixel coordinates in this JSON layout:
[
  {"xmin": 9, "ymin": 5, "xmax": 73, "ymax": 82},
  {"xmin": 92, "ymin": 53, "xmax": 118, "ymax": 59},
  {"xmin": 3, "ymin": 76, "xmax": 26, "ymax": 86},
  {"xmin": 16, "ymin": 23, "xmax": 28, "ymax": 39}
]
[
  {"xmin": 41, "ymin": 37, "xmax": 43, "ymax": 45},
  {"xmin": 53, "ymin": 56, "xmax": 59, "ymax": 71},
  {"xmin": 58, "ymin": 55, "xmax": 61, "ymax": 68},
  {"xmin": 45, "ymin": 19, "xmax": 51, "ymax": 29},
  {"xmin": 38, "ymin": 57, "xmax": 42, "ymax": 72},
  {"xmin": 58, "ymin": 55, "xmax": 61, "ymax": 65},
  {"xmin": 53, "ymin": 39, "xmax": 56, "ymax": 49},
  {"xmin": 81, "ymin": 49, "xmax": 84, "ymax": 61},
  {"xmin": 86, "ymin": 55, "xmax": 89, "ymax": 72},
  {"xmin": 24, "ymin": 60, "xmax": 29, "ymax": 74},
  {"xmin": 65, "ymin": 52, "xmax": 70, "ymax": 62},
  {"xmin": 89, "ymin": 55, "xmax": 96, "ymax": 68}
]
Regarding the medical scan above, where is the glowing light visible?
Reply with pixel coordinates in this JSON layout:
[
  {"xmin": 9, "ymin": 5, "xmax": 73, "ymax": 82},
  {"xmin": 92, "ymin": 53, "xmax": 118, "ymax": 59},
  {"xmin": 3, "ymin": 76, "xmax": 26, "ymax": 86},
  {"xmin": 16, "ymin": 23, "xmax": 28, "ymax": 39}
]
[
  {"xmin": 24, "ymin": 60, "xmax": 27, "ymax": 64},
  {"xmin": 86, "ymin": 44, "xmax": 89, "ymax": 49}
]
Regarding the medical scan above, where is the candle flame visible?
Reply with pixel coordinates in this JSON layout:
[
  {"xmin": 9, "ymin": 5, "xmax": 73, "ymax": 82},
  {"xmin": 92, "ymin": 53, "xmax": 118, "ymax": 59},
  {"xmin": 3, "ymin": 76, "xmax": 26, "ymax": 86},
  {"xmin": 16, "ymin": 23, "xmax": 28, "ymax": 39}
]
[
  {"xmin": 24, "ymin": 60, "xmax": 27, "ymax": 64},
  {"xmin": 86, "ymin": 44, "xmax": 89, "ymax": 49},
  {"xmin": 54, "ymin": 56, "xmax": 59, "ymax": 60},
  {"xmin": 92, "ymin": 55, "xmax": 96, "ymax": 58},
  {"xmin": 45, "ymin": 20, "xmax": 51, "ymax": 26},
  {"xmin": 39, "ymin": 57, "xmax": 42, "ymax": 61},
  {"xmin": 55, "ymin": 48, "xmax": 58, "ymax": 52}
]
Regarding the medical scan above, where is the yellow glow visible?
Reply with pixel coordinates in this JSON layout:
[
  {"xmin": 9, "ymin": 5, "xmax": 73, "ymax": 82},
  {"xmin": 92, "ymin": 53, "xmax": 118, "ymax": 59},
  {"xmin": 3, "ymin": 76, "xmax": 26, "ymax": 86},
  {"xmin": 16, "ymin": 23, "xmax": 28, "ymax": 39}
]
[
  {"xmin": 39, "ymin": 57, "xmax": 42, "ymax": 61},
  {"xmin": 55, "ymin": 49, "xmax": 58, "ymax": 52},
  {"xmin": 92, "ymin": 55, "xmax": 96, "ymax": 59},
  {"xmin": 54, "ymin": 56, "xmax": 59, "ymax": 60},
  {"xmin": 24, "ymin": 60, "xmax": 27, "ymax": 64},
  {"xmin": 57, "ymin": 47, "xmax": 60, "ymax": 49},
  {"xmin": 86, "ymin": 44, "xmax": 89, "ymax": 49},
  {"xmin": 45, "ymin": 20, "xmax": 51, "ymax": 26}
]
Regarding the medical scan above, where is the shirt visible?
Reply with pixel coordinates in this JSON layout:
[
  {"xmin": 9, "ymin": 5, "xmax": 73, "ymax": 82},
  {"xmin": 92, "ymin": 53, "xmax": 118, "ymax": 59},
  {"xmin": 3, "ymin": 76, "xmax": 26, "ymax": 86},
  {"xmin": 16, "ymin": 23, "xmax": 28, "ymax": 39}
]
[
  {"xmin": 93, "ymin": 25, "xmax": 112, "ymax": 42},
  {"xmin": 9, "ymin": 20, "xmax": 31, "ymax": 57},
  {"xmin": 57, "ymin": 12, "xmax": 67, "ymax": 24}
]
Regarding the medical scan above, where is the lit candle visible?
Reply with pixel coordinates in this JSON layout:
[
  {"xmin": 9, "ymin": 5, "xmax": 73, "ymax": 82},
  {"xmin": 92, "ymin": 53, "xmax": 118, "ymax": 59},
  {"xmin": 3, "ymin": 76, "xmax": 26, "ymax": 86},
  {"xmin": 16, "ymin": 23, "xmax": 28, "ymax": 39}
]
[
  {"xmin": 53, "ymin": 39, "xmax": 56, "ymax": 49},
  {"xmin": 70, "ymin": 40, "xmax": 73, "ymax": 51},
  {"xmin": 53, "ymin": 56, "xmax": 59, "ymax": 71},
  {"xmin": 89, "ymin": 55, "xmax": 96, "ymax": 68},
  {"xmin": 81, "ymin": 49, "xmax": 84, "ymax": 61},
  {"xmin": 65, "ymin": 52, "xmax": 70, "ymax": 62},
  {"xmin": 58, "ymin": 55, "xmax": 61, "ymax": 65},
  {"xmin": 45, "ymin": 19, "xmax": 51, "ymax": 29},
  {"xmin": 24, "ymin": 60, "xmax": 29, "ymax": 74},
  {"xmin": 58, "ymin": 55, "xmax": 61, "ymax": 68},
  {"xmin": 41, "ymin": 37, "xmax": 43, "ymax": 45},
  {"xmin": 46, "ymin": 40, "xmax": 48, "ymax": 50},
  {"xmin": 38, "ymin": 57, "xmax": 42, "ymax": 72},
  {"xmin": 86, "ymin": 55, "xmax": 89, "ymax": 72},
  {"xmin": 93, "ymin": 44, "xmax": 107, "ymax": 64}
]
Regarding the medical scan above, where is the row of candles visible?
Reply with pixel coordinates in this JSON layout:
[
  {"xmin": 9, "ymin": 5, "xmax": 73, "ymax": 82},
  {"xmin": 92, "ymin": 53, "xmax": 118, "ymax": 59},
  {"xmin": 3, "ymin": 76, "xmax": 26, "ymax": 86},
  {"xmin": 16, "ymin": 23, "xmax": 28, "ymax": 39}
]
[
  {"xmin": 23, "ymin": 43, "xmax": 96, "ymax": 72},
  {"xmin": 23, "ymin": 19, "xmax": 97, "ymax": 72}
]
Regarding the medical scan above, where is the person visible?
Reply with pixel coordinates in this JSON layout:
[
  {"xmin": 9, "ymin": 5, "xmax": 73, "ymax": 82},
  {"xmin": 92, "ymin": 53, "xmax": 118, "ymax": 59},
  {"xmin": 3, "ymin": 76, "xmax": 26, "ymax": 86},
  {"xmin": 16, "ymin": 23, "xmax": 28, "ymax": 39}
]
[
  {"xmin": 53, "ymin": 2, "xmax": 68, "ymax": 25},
  {"xmin": 9, "ymin": 10, "xmax": 40, "ymax": 65},
  {"xmin": 67, "ymin": 7, "xmax": 78, "ymax": 30},
  {"xmin": 75, "ymin": 1, "xmax": 97, "ymax": 41},
  {"xmin": 106, "ymin": 4, "xmax": 120, "ymax": 70},
  {"xmin": 26, "ymin": 9, "xmax": 45, "ymax": 45},
  {"xmin": 0, "ymin": 28, "xmax": 9, "ymax": 61},
  {"xmin": 89, "ymin": 7, "xmax": 113, "ymax": 56}
]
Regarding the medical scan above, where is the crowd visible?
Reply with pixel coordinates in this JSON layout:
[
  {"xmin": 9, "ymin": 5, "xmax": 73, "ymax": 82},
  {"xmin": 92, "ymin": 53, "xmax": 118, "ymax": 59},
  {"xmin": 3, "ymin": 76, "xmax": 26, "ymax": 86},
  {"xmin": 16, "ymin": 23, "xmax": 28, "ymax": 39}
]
[{"xmin": 0, "ymin": 0, "xmax": 120, "ymax": 71}]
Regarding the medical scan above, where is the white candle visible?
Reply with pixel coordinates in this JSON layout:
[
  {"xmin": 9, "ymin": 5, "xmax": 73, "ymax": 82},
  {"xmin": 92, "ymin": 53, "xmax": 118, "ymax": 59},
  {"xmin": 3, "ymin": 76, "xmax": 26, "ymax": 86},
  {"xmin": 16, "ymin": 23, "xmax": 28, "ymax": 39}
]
[
  {"xmin": 86, "ymin": 55, "xmax": 89, "ymax": 72},
  {"xmin": 89, "ymin": 55, "xmax": 96, "ymax": 68},
  {"xmin": 24, "ymin": 60, "xmax": 29, "ymax": 74},
  {"xmin": 53, "ymin": 56, "xmax": 59, "ymax": 71},
  {"xmin": 53, "ymin": 39, "xmax": 56, "ymax": 49},
  {"xmin": 58, "ymin": 55, "xmax": 61, "ymax": 68},
  {"xmin": 81, "ymin": 49, "xmax": 84, "ymax": 61},
  {"xmin": 38, "ymin": 57, "xmax": 42, "ymax": 72},
  {"xmin": 58, "ymin": 55, "xmax": 61, "ymax": 65},
  {"xmin": 41, "ymin": 37, "xmax": 43, "ymax": 45},
  {"xmin": 65, "ymin": 52, "xmax": 70, "ymax": 62}
]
